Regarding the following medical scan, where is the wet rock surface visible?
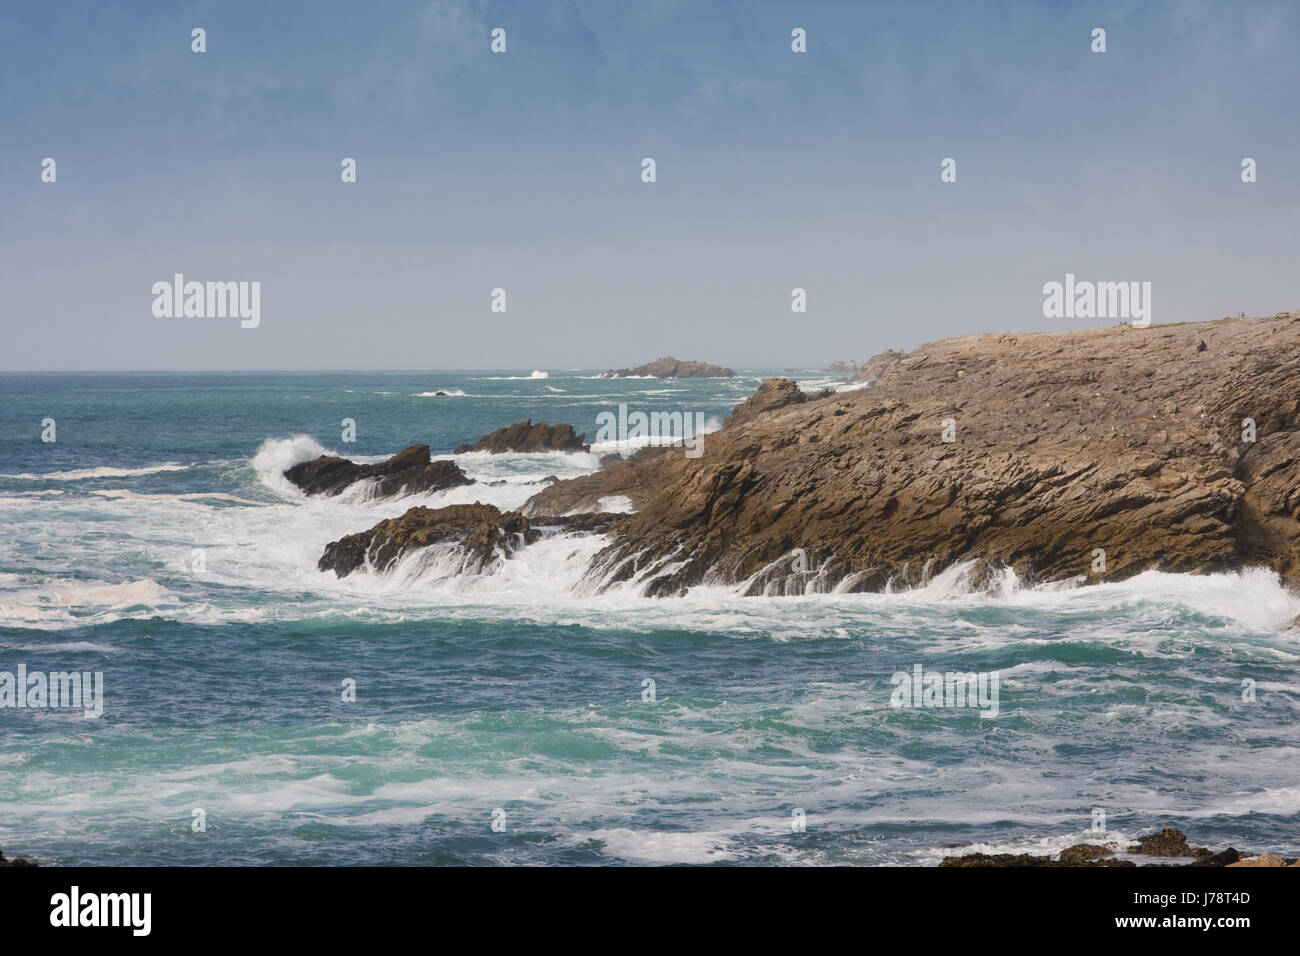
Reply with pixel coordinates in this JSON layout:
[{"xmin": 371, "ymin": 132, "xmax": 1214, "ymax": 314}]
[
  {"xmin": 318, "ymin": 505, "xmax": 623, "ymax": 578},
  {"xmin": 285, "ymin": 444, "xmax": 473, "ymax": 499},
  {"xmin": 318, "ymin": 503, "xmax": 536, "ymax": 577}
]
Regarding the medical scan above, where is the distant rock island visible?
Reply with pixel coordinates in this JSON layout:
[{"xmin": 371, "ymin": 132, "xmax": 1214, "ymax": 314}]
[
  {"xmin": 825, "ymin": 360, "xmax": 857, "ymax": 374},
  {"xmin": 601, "ymin": 356, "xmax": 734, "ymax": 378}
]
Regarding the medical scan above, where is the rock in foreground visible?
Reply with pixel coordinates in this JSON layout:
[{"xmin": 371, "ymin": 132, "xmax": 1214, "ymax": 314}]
[
  {"xmin": 285, "ymin": 444, "xmax": 473, "ymax": 499},
  {"xmin": 602, "ymin": 356, "xmax": 734, "ymax": 378},
  {"xmin": 940, "ymin": 828, "xmax": 1280, "ymax": 867},
  {"xmin": 454, "ymin": 419, "xmax": 589, "ymax": 454}
]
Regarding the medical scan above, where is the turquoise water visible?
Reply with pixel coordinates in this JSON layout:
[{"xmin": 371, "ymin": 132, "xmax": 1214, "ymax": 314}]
[{"xmin": 1, "ymin": 371, "xmax": 1298, "ymax": 865}]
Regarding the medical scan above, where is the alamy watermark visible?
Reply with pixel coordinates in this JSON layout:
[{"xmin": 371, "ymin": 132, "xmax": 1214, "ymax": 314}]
[
  {"xmin": 596, "ymin": 403, "xmax": 706, "ymax": 458},
  {"xmin": 1043, "ymin": 273, "xmax": 1150, "ymax": 327},
  {"xmin": 152, "ymin": 274, "xmax": 260, "ymax": 328},
  {"xmin": 0, "ymin": 664, "xmax": 104, "ymax": 718},
  {"xmin": 889, "ymin": 664, "xmax": 1000, "ymax": 718}
]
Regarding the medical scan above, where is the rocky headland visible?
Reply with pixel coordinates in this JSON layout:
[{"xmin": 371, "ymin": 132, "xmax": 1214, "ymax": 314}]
[
  {"xmin": 601, "ymin": 356, "xmax": 735, "ymax": 378},
  {"xmin": 525, "ymin": 312, "xmax": 1300, "ymax": 597}
]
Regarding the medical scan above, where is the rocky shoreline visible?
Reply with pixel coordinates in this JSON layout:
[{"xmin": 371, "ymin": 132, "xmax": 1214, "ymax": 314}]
[
  {"xmin": 940, "ymin": 828, "xmax": 1298, "ymax": 867},
  {"xmin": 540, "ymin": 312, "xmax": 1300, "ymax": 597},
  {"xmin": 294, "ymin": 311, "xmax": 1300, "ymax": 601}
]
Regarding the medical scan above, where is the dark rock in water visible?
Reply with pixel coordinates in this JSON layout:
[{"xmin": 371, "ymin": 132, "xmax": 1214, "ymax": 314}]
[
  {"xmin": 601, "ymin": 356, "xmax": 734, "ymax": 378},
  {"xmin": 1058, "ymin": 844, "xmax": 1112, "ymax": 864},
  {"xmin": 285, "ymin": 444, "xmax": 473, "ymax": 499},
  {"xmin": 318, "ymin": 505, "xmax": 623, "ymax": 578},
  {"xmin": 1188, "ymin": 848, "xmax": 1241, "ymax": 867},
  {"xmin": 0, "ymin": 848, "xmax": 37, "ymax": 867},
  {"xmin": 939, "ymin": 853, "xmax": 1060, "ymax": 867},
  {"xmin": 1127, "ymin": 828, "xmax": 1211, "ymax": 858},
  {"xmin": 318, "ymin": 503, "xmax": 537, "ymax": 578},
  {"xmin": 531, "ymin": 312, "xmax": 1300, "ymax": 597},
  {"xmin": 454, "ymin": 419, "xmax": 588, "ymax": 454}
]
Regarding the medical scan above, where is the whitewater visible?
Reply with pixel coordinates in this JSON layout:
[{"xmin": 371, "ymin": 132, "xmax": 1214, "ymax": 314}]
[{"xmin": 1, "ymin": 370, "xmax": 1298, "ymax": 865}]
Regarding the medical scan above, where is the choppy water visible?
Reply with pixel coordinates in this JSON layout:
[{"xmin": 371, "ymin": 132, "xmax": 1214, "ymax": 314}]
[{"xmin": 1, "ymin": 371, "xmax": 1298, "ymax": 865}]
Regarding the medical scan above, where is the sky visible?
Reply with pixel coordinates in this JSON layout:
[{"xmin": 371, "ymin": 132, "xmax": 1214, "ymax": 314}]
[{"xmin": 1, "ymin": 0, "xmax": 1298, "ymax": 371}]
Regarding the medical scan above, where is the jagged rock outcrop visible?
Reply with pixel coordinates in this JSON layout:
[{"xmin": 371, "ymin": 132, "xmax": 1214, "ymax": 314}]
[
  {"xmin": 318, "ymin": 504, "xmax": 623, "ymax": 578},
  {"xmin": 601, "ymin": 356, "xmax": 735, "ymax": 378},
  {"xmin": 285, "ymin": 444, "xmax": 473, "ymax": 499},
  {"xmin": 454, "ymin": 419, "xmax": 589, "ymax": 454},
  {"xmin": 522, "ymin": 446, "xmax": 676, "ymax": 517},
  {"xmin": 826, "ymin": 360, "xmax": 858, "ymax": 374},
  {"xmin": 0, "ymin": 848, "xmax": 36, "ymax": 867},
  {"xmin": 851, "ymin": 348, "xmax": 905, "ymax": 384},
  {"xmin": 724, "ymin": 378, "xmax": 830, "ymax": 427},
  {"xmin": 539, "ymin": 312, "xmax": 1300, "ymax": 597}
]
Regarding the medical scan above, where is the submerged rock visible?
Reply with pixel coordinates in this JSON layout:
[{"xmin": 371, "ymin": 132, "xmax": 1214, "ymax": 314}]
[
  {"xmin": 536, "ymin": 312, "xmax": 1300, "ymax": 597},
  {"xmin": 601, "ymin": 356, "xmax": 734, "ymax": 378},
  {"xmin": 285, "ymin": 444, "xmax": 472, "ymax": 499},
  {"xmin": 454, "ymin": 419, "xmax": 589, "ymax": 454}
]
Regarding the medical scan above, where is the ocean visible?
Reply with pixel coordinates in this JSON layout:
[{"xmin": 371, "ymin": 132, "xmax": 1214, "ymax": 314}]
[{"xmin": 1, "ymin": 370, "xmax": 1298, "ymax": 866}]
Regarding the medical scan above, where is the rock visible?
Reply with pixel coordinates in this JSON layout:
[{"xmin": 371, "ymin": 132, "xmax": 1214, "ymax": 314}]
[
  {"xmin": 0, "ymin": 848, "xmax": 37, "ymax": 867},
  {"xmin": 1188, "ymin": 848, "xmax": 1240, "ymax": 867},
  {"xmin": 601, "ymin": 356, "xmax": 734, "ymax": 378},
  {"xmin": 285, "ymin": 444, "xmax": 473, "ymax": 499},
  {"xmin": 826, "ymin": 360, "xmax": 858, "ymax": 374},
  {"xmin": 1127, "ymin": 828, "xmax": 1211, "ymax": 858},
  {"xmin": 598, "ymin": 453, "xmax": 623, "ymax": 469},
  {"xmin": 724, "ymin": 378, "xmax": 831, "ymax": 428},
  {"xmin": 939, "ymin": 853, "xmax": 1059, "ymax": 867},
  {"xmin": 1227, "ymin": 853, "xmax": 1287, "ymax": 867},
  {"xmin": 522, "ymin": 446, "xmax": 677, "ymax": 517},
  {"xmin": 1058, "ymin": 844, "xmax": 1111, "ymax": 864},
  {"xmin": 318, "ymin": 503, "xmax": 536, "ymax": 578},
  {"xmin": 317, "ymin": 506, "xmax": 624, "ymax": 579},
  {"xmin": 454, "ymin": 419, "xmax": 589, "ymax": 454},
  {"xmin": 851, "ymin": 348, "xmax": 905, "ymax": 384},
  {"xmin": 533, "ymin": 312, "xmax": 1300, "ymax": 598}
]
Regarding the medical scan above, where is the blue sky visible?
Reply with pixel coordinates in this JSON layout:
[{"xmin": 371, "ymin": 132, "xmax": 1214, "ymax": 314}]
[{"xmin": 2, "ymin": 0, "xmax": 1298, "ymax": 370}]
